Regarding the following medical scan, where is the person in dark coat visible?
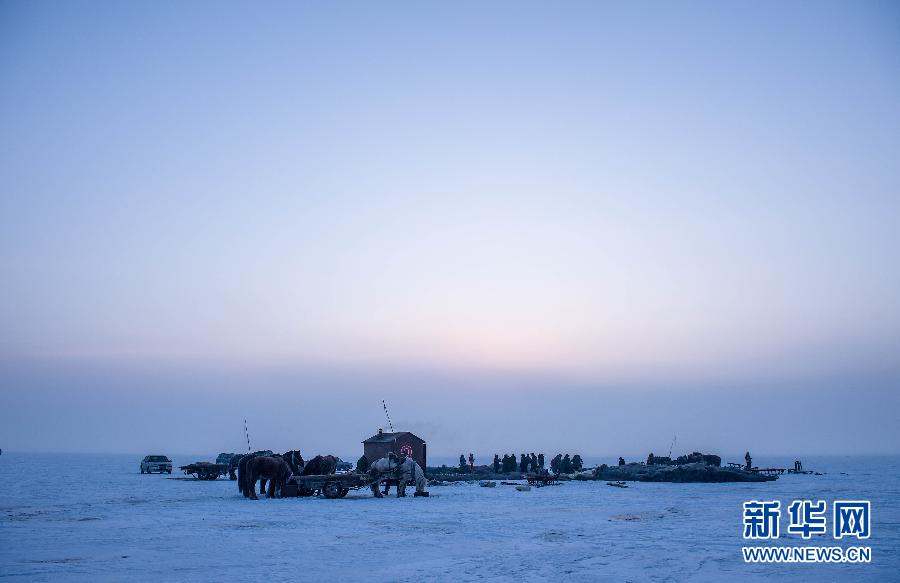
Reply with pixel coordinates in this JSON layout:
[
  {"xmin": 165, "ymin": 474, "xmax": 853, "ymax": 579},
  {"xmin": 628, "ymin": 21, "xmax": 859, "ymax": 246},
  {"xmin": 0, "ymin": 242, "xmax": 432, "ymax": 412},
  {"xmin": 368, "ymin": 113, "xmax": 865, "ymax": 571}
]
[
  {"xmin": 530, "ymin": 453, "xmax": 538, "ymax": 472},
  {"xmin": 493, "ymin": 454, "xmax": 501, "ymax": 473},
  {"xmin": 572, "ymin": 454, "xmax": 583, "ymax": 472},
  {"xmin": 537, "ymin": 453, "xmax": 545, "ymax": 470}
]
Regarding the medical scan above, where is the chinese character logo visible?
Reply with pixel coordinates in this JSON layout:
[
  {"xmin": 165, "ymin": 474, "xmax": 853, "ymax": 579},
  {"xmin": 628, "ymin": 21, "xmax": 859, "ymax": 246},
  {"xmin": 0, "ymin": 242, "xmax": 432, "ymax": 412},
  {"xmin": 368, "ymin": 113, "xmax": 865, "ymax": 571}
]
[
  {"xmin": 834, "ymin": 501, "xmax": 871, "ymax": 539},
  {"xmin": 787, "ymin": 500, "xmax": 827, "ymax": 538},
  {"xmin": 743, "ymin": 500, "xmax": 781, "ymax": 539}
]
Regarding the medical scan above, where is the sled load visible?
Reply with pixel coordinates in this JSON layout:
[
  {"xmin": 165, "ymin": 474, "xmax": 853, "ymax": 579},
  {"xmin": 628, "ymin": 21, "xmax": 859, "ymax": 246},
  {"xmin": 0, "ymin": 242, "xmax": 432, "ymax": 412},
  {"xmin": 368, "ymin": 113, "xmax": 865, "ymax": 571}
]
[{"xmin": 180, "ymin": 462, "xmax": 228, "ymax": 480}]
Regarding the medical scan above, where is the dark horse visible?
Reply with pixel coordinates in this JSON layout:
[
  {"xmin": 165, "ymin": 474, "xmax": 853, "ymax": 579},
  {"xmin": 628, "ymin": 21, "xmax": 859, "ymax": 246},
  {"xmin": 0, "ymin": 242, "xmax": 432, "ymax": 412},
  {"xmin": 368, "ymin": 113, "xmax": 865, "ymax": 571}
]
[
  {"xmin": 301, "ymin": 454, "xmax": 338, "ymax": 476},
  {"xmin": 233, "ymin": 451, "xmax": 273, "ymax": 484},
  {"xmin": 266, "ymin": 451, "xmax": 304, "ymax": 496},
  {"xmin": 244, "ymin": 456, "xmax": 292, "ymax": 499},
  {"xmin": 238, "ymin": 450, "xmax": 304, "ymax": 497},
  {"xmin": 294, "ymin": 454, "xmax": 338, "ymax": 496},
  {"xmin": 280, "ymin": 450, "xmax": 305, "ymax": 476},
  {"xmin": 237, "ymin": 451, "xmax": 275, "ymax": 497}
]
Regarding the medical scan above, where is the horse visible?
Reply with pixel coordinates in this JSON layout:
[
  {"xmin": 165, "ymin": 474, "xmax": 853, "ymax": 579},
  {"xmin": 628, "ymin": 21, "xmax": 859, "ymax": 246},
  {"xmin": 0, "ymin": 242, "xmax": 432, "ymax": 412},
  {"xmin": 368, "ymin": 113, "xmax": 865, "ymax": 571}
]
[
  {"xmin": 237, "ymin": 451, "xmax": 274, "ymax": 497},
  {"xmin": 279, "ymin": 450, "xmax": 305, "ymax": 476},
  {"xmin": 290, "ymin": 454, "xmax": 338, "ymax": 496},
  {"xmin": 301, "ymin": 454, "xmax": 338, "ymax": 476},
  {"xmin": 245, "ymin": 456, "xmax": 293, "ymax": 500}
]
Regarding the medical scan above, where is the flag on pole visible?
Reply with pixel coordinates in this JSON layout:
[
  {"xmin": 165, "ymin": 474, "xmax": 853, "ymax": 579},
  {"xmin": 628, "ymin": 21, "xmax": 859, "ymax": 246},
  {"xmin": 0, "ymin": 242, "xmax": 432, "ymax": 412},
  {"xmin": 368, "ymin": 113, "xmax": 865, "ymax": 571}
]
[{"xmin": 382, "ymin": 400, "xmax": 394, "ymax": 433}]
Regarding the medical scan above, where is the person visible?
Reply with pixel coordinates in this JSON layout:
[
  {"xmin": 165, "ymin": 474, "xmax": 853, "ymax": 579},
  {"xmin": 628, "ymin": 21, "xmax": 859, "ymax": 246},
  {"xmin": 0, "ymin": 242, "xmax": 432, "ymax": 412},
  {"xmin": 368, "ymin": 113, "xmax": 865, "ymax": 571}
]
[
  {"xmin": 397, "ymin": 455, "xmax": 428, "ymax": 497},
  {"xmin": 530, "ymin": 453, "xmax": 538, "ymax": 473},
  {"xmin": 572, "ymin": 454, "xmax": 583, "ymax": 472},
  {"xmin": 356, "ymin": 455, "xmax": 370, "ymax": 473},
  {"xmin": 537, "ymin": 453, "xmax": 544, "ymax": 471},
  {"xmin": 519, "ymin": 453, "xmax": 528, "ymax": 473},
  {"xmin": 493, "ymin": 454, "xmax": 500, "ymax": 473},
  {"xmin": 647, "ymin": 453, "xmax": 655, "ymax": 466},
  {"xmin": 744, "ymin": 451, "xmax": 752, "ymax": 471},
  {"xmin": 468, "ymin": 453, "xmax": 475, "ymax": 472},
  {"xmin": 618, "ymin": 456, "xmax": 625, "ymax": 466},
  {"xmin": 368, "ymin": 453, "xmax": 399, "ymax": 498}
]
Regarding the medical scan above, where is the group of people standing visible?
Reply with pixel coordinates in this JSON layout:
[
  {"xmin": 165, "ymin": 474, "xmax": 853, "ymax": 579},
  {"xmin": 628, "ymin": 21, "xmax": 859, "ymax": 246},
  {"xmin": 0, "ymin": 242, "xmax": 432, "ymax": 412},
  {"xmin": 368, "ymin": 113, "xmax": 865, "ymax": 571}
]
[
  {"xmin": 490, "ymin": 453, "xmax": 545, "ymax": 474},
  {"xmin": 488, "ymin": 453, "xmax": 584, "ymax": 474},
  {"xmin": 549, "ymin": 453, "xmax": 583, "ymax": 474}
]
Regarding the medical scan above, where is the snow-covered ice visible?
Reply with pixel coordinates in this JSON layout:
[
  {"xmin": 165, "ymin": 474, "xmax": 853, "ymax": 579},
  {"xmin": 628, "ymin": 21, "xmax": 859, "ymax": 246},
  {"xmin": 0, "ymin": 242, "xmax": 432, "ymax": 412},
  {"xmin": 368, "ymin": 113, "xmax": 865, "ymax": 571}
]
[{"xmin": 1, "ymin": 454, "xmax": 898, "ymax": 581}]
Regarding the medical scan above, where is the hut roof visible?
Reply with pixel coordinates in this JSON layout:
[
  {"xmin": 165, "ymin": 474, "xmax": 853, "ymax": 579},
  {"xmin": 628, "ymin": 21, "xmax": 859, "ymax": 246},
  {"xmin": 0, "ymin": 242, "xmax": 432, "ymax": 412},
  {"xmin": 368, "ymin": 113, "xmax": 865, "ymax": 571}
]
[{"xmin": 362, "ymin": 431, "xmax": 423, "ymax": 444}]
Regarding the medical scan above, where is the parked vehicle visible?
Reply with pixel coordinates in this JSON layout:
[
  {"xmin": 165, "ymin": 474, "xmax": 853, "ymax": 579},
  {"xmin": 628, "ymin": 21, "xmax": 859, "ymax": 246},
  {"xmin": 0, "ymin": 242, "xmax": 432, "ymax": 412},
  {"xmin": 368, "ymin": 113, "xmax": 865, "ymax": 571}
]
[
  {"xmin": 140, "ymin": 455, "xmax": 173, "ymax": 474},
  {"xmin": 216, "ymin": 452, "xmax": 238, "ymax": 466}
]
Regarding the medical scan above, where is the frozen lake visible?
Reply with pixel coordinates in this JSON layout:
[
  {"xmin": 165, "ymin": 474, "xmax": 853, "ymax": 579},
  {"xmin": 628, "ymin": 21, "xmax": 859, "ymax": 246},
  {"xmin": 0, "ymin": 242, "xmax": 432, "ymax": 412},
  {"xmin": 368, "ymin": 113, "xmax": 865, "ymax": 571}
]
[{"xmin": 1, "ymin": 453, "xmax": 898, "ymax": 581}]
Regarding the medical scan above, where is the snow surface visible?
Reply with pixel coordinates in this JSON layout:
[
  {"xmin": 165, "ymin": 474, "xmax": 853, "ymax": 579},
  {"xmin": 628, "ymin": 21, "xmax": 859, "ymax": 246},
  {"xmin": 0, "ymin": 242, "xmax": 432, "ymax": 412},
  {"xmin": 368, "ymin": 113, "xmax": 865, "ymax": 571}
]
[{"xmin": 1, "ymin": 454, "xmax": 898, "ymax": 581}]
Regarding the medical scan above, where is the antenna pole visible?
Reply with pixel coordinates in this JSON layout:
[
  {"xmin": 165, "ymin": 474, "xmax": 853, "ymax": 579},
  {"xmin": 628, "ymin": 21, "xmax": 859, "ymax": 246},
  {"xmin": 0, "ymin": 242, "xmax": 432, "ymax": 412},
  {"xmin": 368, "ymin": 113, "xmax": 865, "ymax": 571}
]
[
  {"xmin": 382, "ymin": 400, "xmax": 394, "ymax": 432},
  {"xmin": 244, "ymin": 418, "xmax": 251, "ymax": 453},
  {"xmin": 668, "ymin": 434, "xmax": 676, "ymax": 459}
]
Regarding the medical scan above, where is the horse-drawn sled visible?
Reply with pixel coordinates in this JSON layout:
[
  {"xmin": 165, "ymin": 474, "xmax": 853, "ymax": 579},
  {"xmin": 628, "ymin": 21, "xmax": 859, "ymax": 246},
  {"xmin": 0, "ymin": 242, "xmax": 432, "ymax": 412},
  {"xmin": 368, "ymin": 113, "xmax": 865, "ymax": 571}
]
[
  {"xmin": 238, "ymin": 451, "xmax": 429, "ymax": 500},
  {"xmin": 239, "ymin": 452, "xmax": 361, "ymax": 499},
  {"xmin": 282, "ymin": 472, "xmax": 370, "ymax": 499},
  {"xmin": 180, "ymin": 462, "xmax": 228, "ymax": 480}
]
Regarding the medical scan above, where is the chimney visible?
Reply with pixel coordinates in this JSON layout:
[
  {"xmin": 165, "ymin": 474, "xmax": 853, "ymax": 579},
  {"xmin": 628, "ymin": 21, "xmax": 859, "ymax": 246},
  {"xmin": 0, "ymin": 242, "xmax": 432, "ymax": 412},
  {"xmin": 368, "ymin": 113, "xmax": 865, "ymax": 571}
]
[{"xmin": 378, "ymin": 428, "xmax": 383, "ymax": 436}]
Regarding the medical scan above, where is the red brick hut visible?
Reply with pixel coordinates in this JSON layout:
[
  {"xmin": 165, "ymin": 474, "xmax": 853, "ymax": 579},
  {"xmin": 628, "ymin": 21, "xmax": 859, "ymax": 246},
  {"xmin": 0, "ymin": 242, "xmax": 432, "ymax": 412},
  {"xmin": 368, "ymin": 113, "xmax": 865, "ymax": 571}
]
[{"xmin": 363, "ymin": 429, "xmax": 427, "ymax": 472}]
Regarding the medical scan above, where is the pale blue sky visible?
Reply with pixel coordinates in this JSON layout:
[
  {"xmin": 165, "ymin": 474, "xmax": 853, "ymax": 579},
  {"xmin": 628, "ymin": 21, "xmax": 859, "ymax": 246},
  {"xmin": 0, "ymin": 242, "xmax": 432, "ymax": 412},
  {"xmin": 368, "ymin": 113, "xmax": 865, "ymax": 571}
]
[{"xmin": 1, "ymin": 1, "xmax": 898, "ymax": 455}]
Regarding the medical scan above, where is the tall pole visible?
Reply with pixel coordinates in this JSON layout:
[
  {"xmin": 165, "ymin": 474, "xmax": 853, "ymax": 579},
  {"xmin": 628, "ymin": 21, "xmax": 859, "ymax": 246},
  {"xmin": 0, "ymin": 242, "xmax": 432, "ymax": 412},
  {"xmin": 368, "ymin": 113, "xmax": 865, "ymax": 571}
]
[
  {"xmin": 382, "ymin": 400, "xmax": 394, "ymax": 433},
  {"xmin": 244, "ymin": 418, "xmax": 251, "ymax": 453}
]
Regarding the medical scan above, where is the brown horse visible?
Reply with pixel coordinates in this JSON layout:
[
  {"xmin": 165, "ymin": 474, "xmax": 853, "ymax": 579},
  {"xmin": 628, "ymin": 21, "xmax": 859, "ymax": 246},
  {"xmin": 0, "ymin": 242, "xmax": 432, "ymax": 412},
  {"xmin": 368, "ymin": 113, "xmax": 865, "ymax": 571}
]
[
  {"xmin": 293, "ymin": 454, "xmax": 338, "ymax": 496},
  {"xmin": 263, "ymin": 451, "xmax": 304, "ymax": 496},
  {"xmin": 238, "ymin": 453, "xmax": 266, "ymax": 497},
  {"xmin": 301, "ymin": 454, "xmax": 337, "ymax": 476},
  {"xmin": 245, "ymin": 456, "xmax": 292, "ymax": 500},
  {"xmin": 280, "ymin": 450, "xmax": 305, "ymax": 476}
]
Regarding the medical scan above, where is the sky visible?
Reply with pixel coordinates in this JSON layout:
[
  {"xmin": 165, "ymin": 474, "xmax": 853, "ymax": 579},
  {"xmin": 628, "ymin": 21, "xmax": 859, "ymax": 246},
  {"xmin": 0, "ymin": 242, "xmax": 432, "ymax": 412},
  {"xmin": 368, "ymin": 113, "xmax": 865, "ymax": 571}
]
[{"xmin": 1, "ymin": 1, "xmax": 899, "ymax": 458}]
